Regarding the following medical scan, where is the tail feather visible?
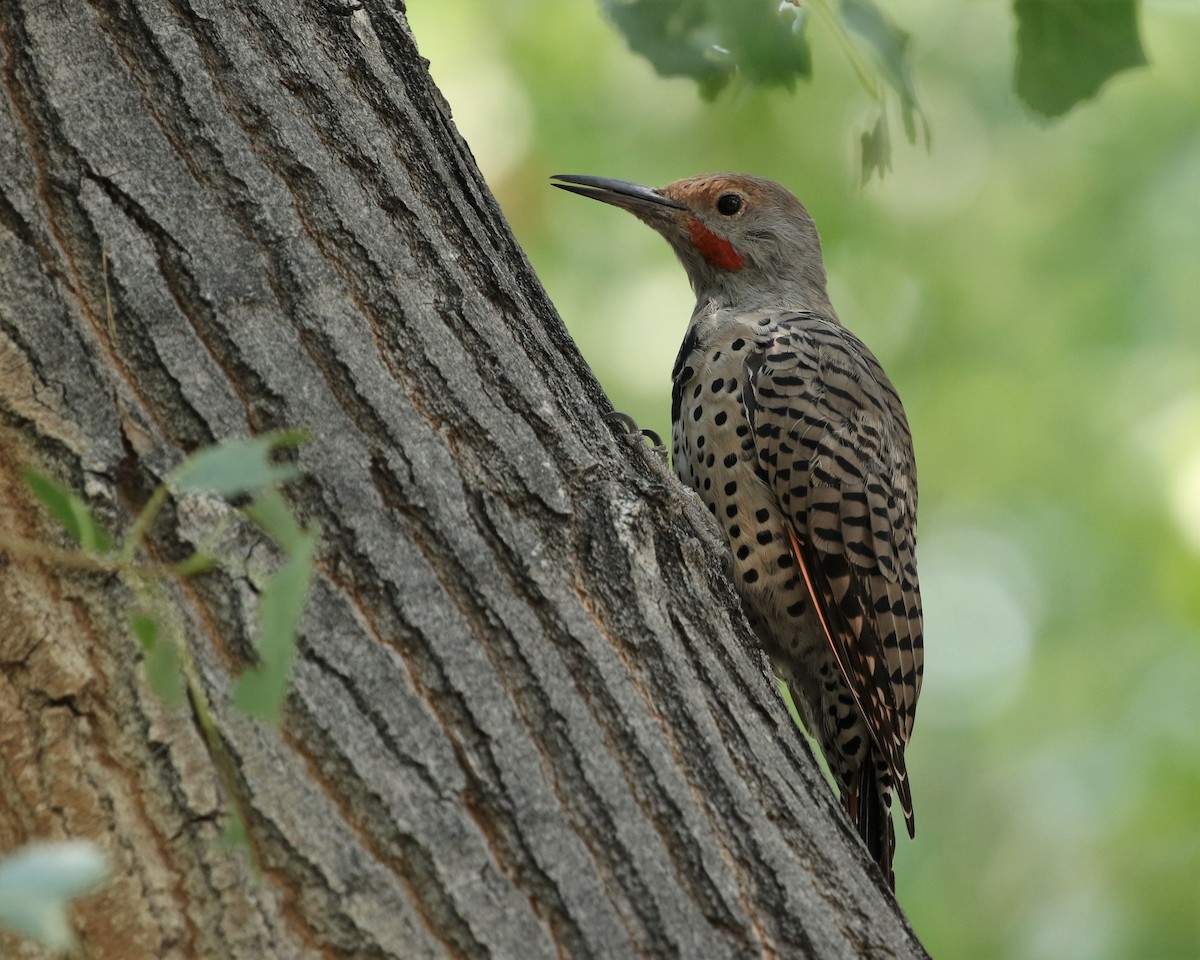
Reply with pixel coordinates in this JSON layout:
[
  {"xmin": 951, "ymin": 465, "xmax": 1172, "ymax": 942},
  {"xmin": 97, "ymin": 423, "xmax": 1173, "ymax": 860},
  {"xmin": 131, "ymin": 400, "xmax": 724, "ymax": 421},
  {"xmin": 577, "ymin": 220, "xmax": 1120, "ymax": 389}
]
[{"xmin": 843, "ymin": 756, "xmax": 896, "ymax": 890}]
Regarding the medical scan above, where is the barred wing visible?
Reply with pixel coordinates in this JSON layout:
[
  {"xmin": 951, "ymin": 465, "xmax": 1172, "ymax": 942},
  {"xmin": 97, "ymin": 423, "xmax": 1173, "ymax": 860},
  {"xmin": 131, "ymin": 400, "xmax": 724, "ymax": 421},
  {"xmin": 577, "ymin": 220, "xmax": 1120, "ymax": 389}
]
[{"xmin": 746, "ymin": 315, "xmax": 923, "ymax": 834}]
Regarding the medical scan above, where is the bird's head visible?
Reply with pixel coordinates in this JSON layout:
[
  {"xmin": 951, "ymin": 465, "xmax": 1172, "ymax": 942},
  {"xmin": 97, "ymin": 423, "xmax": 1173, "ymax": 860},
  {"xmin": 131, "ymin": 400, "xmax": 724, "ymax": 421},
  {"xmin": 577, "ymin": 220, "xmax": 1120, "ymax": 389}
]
[{"xmin": 552, "ymin": 172, "xmax": 833, "ymax": 315}]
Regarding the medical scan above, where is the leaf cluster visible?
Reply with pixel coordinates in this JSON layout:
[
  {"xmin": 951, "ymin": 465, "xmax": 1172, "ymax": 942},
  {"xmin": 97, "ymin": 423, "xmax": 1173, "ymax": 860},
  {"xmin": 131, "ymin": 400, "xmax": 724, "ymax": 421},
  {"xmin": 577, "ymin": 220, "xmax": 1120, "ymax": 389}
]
[
  {"xmin": 3, "ymin": 431, "xmax": 316, "ymax": 950},
  {"xmin": 603, "ymin": 0, "xmax": 1145, "ymax": 179}
]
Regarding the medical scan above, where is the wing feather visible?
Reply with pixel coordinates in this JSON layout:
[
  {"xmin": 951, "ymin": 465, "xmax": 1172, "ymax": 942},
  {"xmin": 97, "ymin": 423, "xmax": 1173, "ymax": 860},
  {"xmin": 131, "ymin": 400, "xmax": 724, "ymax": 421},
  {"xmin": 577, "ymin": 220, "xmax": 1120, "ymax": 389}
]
[{"xmin": 747, "ymin": 315, "xmax": 922, "ymax": 835}]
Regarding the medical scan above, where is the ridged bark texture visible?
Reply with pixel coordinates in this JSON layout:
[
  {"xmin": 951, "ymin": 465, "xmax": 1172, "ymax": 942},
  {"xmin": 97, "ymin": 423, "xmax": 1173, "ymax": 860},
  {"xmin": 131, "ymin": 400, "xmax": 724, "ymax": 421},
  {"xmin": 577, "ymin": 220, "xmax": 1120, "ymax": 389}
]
[{"xmin": 0, "ymin": 1, "xmax": 929, "ymax": 957}]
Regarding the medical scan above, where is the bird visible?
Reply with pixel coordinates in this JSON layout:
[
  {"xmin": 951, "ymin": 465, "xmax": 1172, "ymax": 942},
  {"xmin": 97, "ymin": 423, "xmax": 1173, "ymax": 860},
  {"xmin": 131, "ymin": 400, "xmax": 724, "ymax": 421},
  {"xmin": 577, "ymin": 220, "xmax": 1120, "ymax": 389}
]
[{"xmin": 552, "ymin": 172, "xmax": 923, "ymax": 888}]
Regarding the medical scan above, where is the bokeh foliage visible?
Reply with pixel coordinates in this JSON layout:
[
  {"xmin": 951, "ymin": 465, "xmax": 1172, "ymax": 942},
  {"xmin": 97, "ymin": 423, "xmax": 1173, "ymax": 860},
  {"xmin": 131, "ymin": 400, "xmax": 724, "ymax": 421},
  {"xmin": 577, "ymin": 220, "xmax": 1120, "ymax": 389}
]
[
  {"xmin": 598, "ymin": 0, "xmax": 1143, "ymax": 178},
  {"xmin": 409, "ymin": 1, "xmax": 1200, "ymax": 957},
  {"xmin": 1014, "ymin": 0, "xmax": 1147, "ymax": 117}
]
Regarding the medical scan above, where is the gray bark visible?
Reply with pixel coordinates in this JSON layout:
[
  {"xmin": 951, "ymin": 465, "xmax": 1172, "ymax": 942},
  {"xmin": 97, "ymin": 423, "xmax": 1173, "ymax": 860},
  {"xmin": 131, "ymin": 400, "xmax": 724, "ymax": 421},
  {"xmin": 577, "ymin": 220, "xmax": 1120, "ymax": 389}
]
[{"xmin": 0, "ymin": 1, "xmax": 929, "ymax": 957}]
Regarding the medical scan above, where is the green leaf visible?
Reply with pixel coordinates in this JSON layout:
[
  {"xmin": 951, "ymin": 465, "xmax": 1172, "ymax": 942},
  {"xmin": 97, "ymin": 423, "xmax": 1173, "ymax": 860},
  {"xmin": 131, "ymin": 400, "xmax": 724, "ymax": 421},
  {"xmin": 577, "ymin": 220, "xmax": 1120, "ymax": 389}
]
[
  {"xmin": 0, "ymin": 841, "xmax": 107, "ymax": 948},
  {"xmin": 130, "ymin": 612, "xmax": 185, "ymax": 706},
  {"xmin": 1014, "ymin": 0, "xmax": 1147, "ymax": 119},
  {"xmin": 860, "ymin": 111, "xmax": 891, "ymax": 184},
  {"xmin": 840, "ymin": 0, "xmax": 914, "ymax": 103},
  {"xmin": 232, "ymin": 531, "xmax": 317, "ymax": 724},
  {"xmin": 243, "ymin": 487, "xmax": 306, "ymax": 552},
  {"xmin": 21, "ymin": 469, "xmax": 112, "ymax": 553},
  {"xmin": 829, "ymin": 0, "xmax": 928, "ymax": 182},
  {"xmin": 601, "ymin": 0, "xmax": 812, "ymax": 98},
  {"xmin": 170, "ymin": 429, "xmax": 309, "ymax": 497}
]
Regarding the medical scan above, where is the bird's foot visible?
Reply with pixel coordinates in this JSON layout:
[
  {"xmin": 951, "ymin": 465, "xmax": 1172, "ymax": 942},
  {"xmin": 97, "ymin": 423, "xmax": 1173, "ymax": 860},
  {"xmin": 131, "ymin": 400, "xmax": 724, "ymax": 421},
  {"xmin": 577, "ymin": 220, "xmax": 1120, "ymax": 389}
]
[{"xmin": 604, "ymin": 411, "xmax": 667, "ymax": 461}]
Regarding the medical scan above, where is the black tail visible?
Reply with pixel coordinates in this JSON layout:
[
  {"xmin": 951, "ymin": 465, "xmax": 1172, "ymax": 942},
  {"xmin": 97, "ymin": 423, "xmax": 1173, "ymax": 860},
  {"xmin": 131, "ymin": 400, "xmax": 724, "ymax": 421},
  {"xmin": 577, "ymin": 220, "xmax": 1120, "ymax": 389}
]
[{"xmin": 846, "ymin": 757, "xmax": 896, "ymax": 890}]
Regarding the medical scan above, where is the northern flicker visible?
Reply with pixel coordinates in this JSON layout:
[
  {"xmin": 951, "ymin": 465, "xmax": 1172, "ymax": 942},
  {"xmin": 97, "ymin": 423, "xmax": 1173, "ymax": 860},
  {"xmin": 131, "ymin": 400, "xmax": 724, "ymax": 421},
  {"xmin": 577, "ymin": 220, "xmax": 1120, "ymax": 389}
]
[{"xmin": 552, "ymin": 173, "xmax": 923, "ymax": 888}]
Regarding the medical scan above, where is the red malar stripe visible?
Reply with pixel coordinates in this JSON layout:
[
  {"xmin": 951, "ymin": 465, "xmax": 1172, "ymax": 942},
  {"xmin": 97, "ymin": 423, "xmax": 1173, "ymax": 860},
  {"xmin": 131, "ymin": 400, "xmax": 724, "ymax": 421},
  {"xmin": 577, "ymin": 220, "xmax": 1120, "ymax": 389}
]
[{"xmin": 688, "ymin": 218, "xmax": 744, "ymax": 271}]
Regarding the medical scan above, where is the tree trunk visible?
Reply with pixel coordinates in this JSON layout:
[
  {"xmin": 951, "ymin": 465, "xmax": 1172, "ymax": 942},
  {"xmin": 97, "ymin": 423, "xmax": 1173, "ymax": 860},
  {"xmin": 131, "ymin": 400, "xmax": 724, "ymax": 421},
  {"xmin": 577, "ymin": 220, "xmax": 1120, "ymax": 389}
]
[{"xmin": 0, "ymin": 1, "xmax": 928, "ymax": 957}]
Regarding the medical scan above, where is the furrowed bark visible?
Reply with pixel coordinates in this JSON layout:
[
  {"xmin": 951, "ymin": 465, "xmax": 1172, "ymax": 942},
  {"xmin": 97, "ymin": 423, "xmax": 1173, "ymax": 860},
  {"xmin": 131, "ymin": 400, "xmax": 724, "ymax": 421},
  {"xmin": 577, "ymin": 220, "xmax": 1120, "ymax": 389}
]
[{"xmin": 0, "ymin": 1, "xmax": 929, "ymax": 957}]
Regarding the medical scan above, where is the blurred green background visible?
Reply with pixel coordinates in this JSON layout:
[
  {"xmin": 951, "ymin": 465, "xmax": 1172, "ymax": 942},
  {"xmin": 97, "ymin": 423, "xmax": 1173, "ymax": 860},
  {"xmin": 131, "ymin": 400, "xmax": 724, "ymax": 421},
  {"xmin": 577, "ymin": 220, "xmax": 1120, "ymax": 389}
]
[{"xmin": 408, "ymin": 2, "xmax": 1200, "ymax": 956}]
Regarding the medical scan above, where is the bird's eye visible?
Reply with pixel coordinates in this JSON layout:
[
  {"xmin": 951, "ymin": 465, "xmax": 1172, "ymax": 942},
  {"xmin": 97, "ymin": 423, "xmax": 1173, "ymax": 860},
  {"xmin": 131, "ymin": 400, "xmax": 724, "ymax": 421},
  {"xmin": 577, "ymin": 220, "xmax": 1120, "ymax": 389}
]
[{"xmin": 716, "ymin": 193, "xmax": 743, "ymax": 216}]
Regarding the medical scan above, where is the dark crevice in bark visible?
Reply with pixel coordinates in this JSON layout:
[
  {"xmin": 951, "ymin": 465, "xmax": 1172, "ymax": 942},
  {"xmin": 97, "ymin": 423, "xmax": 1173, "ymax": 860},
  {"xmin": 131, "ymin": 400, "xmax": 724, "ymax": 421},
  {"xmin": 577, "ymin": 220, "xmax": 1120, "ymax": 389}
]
[
  {"xmin": 466, "ymin": 492, "xmax": 687, "ymax": 957},
  {"xmin": 277, "ymin": 685, "xmax": 486, "ymax": 960},
  {"xmin": 83, "ymin": 169, "xmax": 245, "ymax": 447},
  {"xmin": 473, "ymin": 488, "xmax": 757, "ymax": 950}
]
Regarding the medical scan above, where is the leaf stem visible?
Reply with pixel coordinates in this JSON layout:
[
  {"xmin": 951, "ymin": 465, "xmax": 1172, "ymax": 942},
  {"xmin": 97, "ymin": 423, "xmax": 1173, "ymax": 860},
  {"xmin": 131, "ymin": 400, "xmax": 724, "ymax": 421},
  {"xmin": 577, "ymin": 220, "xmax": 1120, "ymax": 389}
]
[
  {"xmin": 0, "ymin": 531, "xmax": 197, "ymax": 579},
  {"xmin": 119, "ymin": 480, "xmax": 172, "ymax": 566},
  {"xmin": 809, "ymin": 0, "xmax": 883, "ymax": 103}
]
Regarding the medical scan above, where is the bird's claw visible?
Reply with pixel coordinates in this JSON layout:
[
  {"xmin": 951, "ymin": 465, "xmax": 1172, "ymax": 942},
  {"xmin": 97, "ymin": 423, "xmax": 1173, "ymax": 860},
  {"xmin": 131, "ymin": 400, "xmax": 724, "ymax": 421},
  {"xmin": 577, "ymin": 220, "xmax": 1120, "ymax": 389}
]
[{"xmin": 604, "ymin": 411, "xmax": 667, "ymax": 461}]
